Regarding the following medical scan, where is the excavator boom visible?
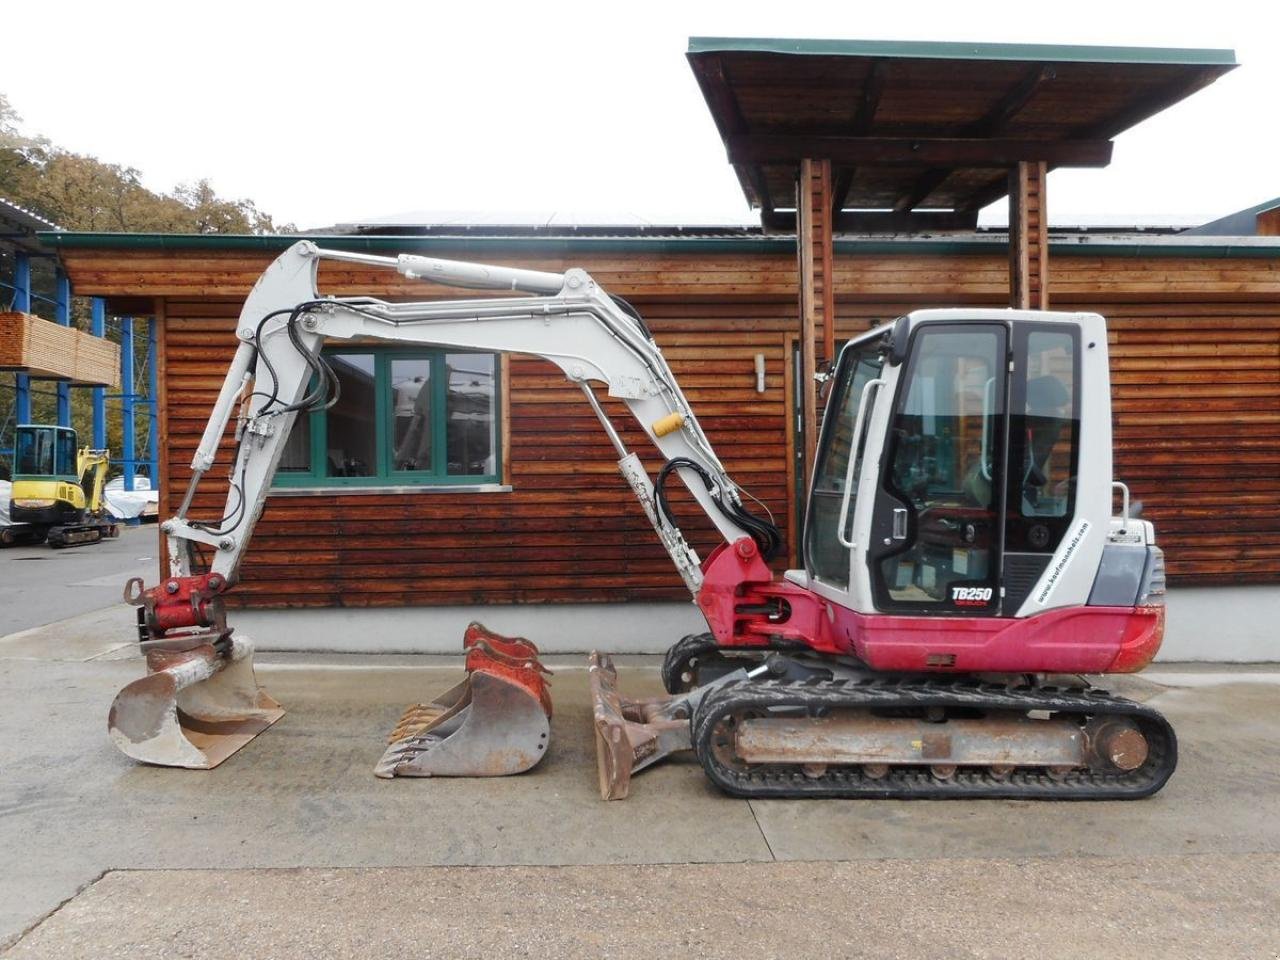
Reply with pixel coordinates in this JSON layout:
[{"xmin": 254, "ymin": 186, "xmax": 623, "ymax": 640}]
[{"xmin": 111, "ymin": 240, "xmax": 777, "ymax": 771}]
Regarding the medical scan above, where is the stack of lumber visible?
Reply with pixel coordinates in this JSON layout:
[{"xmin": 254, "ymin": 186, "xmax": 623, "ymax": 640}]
[{"xmin": 0, "ymin": 311, "xmax": 119, "ymax": 386}]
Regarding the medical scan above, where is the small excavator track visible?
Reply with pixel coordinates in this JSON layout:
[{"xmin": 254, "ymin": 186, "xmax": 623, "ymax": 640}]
[
  {"xmin": 691, "ymin": 676, "xmax": 1176, "ymax": 800},
  {"xmin": 48, "ymin": 521, "xmax": 118, "ymax": 549}
]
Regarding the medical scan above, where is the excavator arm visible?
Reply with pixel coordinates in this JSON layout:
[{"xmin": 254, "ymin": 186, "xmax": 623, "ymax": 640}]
[
  {"xmin": 110, "ymin": 240, "xmax": 780, "ymax": 774},
  {"xmin": 164, "ymin": 240, "xmax": 775, "ymax": 597},
  {"xmin": 77, "ymin": 448, "xmax": 110, "ymax": 515}
]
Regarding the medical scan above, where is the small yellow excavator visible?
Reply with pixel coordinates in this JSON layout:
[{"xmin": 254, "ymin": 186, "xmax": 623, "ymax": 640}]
[{"xmin": 6, "ymin": 424, "xmax": 119, "ymax": 548}]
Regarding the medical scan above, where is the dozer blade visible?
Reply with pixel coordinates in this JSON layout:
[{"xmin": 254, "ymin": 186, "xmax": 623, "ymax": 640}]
[
  {"xmin": 108, "ymin": 635, "xmax": 283, "ymax": 769},
  {"xmin": 588, "ymin": 651, "xmax": 696, "ymax": 801},
  {"xmin": 375, "ymin": 621, "xmax": 552, "ymax": 779}
]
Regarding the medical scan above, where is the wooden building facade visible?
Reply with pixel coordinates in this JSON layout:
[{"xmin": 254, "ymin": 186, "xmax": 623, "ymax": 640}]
[{"xmin": 46, "ymin": 232, "xmax": 1280, "ymax": 608}]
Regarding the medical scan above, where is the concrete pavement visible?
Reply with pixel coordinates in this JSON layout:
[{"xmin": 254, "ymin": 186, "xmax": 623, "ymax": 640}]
[
  {"xmin": 7, "ymin": 855, "xmax": 1278, "ymax": 960},
  {"xmin": 1, "ymin": 606, "xmax": 1279, "ymax": 956}
]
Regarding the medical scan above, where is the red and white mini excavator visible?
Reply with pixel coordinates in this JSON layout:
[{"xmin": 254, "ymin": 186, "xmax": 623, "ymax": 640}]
[{"xmin": 108, "ymin": 241, "xmax": 1175, "ymax": 801}]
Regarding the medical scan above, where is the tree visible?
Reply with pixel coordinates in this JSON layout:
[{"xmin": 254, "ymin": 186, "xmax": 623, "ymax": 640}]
[
  {"xmin": 0, "ymin": 93, "xmax": 295, "ymax": 478},
  {"xmin": 0, "ymin": 92, "xmax": 291, "ymax": 233},
  {"xmin": 0, "ymin": 93, "xmax": 51, "ymax": 207},
  {"xmin": 172, "ymin": 179, "xmax": 280, "ymax": 234}
]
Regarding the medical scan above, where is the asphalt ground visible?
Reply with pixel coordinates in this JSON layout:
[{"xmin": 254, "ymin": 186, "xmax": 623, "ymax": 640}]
[
  {"xmin": 0, "ymin": 526, "xmax": 155, "ymax": 635},
  {"xmin": 1, "ymin": 604, "xmax": 1278, "ymax": 958}
]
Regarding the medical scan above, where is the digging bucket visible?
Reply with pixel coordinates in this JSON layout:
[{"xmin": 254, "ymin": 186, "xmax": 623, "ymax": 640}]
[{"xmin": 375, "ymin": 622, "xmax": 553, "ymax": 778}]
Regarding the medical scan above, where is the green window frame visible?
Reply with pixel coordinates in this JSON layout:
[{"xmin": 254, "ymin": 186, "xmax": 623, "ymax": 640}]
[{"xmin": 273, "ymin": 347, "xmax": 502, "ymax": 489}]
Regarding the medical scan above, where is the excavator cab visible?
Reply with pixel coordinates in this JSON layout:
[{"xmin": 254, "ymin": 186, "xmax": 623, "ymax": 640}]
[{"xmin": 804, "ymin": 312, "xmax": 1096, "ymax": 620}]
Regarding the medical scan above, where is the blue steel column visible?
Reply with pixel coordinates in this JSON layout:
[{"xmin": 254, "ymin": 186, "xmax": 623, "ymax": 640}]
[
  {"xmin": 13, "ymin": 253, "xmax": 31, "ymax": 424},
  {"xmin": 55, "ymin": 269, "xmax": 72, "ymax": 427},
  {"xmin": 146, "ymin": 318, "xmax": 158, "ymax": 483},
  {"xmin": 121, "ymin": 316, "xmax": 135, "ymax": 493},
  {"xmin": 91, "ymin": 299, "xmax": 107, "ymax": 448}
]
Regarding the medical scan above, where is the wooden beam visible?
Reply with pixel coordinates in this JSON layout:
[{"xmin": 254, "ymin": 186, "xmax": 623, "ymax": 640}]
[
  {"xmin": 796, "ymin": 162, "xmax": 819, "ymax": 487},
  {"xmin": 893, "ymin": 169, "xmax": 952, "ymax": 213},
  {"xmin": 830, "ymin": 167, "xmax": 857, "ymax": 218},
  {"xmin": 689, "ymin": 54, "xmax": 773, "ymax": 214},
  {"xmin": 817, "ymin": 161, "xmax": 836, "ymax": 366},
  {"xmin": 751, "ymin": 167, "xmax": 775, "ymax": 220},
  {"xmin": 728, "ymin": 135, "xmax": 1113, "ymax": 168},
  {"xmin": 764, "ymin": 209, "xmax": 979, "ymax": 233},
  {"xmin": 959, "ymin": 173, "xmax": 1015, "ymax": 214},
  {"xmin": 1010, "ymin": 168, "xmax": 1029, "ymax": 309},
  {"xmin": 1030, "ymin": 162, "xmax": 1049, "ymax": 309},
  {"xmin": 832, "ymin": 60, "xmax": 890, "ymax": 214},
  {"xmin": 977, "ymin": 65, "xmax": 1055, "ymax": 136},
  {"xmin": 1009, "ymin": 161, "xmax": 1049, "ymax": 309},
  {"xmin": 893, "ymin": 65, "xmax": 1055, "ymax": 214},
  {"xmin": 852, "ymin": 61, "xmax": 889, "ymax": 132}
]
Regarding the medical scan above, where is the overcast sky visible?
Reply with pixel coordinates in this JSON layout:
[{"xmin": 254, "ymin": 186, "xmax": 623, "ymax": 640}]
[{"xmin": 3, "ymin": 0, "xmax": 1276, "ymax": 231}]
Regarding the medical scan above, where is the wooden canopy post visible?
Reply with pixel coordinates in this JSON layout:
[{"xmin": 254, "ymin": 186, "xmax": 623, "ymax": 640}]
[
  {"xmin": 1009, "ymin": 160, "xmax": 1049, "ymax": 309},
  {"xmin": 796, "ymin": 158, "xmax": 836, "ymax": 484}
]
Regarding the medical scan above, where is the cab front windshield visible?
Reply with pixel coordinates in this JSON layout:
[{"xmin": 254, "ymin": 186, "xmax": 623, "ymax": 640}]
[{"xmin": 14, "ymin": 427, "xmax": 77, "ymax": 478}]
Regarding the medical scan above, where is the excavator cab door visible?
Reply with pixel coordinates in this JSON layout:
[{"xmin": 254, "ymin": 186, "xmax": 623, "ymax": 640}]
[
  {"xmin": 802, "ymin": 329, "xmax": 890, "ymax": 610},
  {"xmin": 864, "ymin": 323, "xmax": 1008, "ymax": 615}
]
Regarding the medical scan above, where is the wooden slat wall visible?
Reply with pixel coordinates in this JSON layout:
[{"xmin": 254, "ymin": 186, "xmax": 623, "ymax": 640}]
[
  {"xmin": 160, "ymin": 298, "xmax": 797, "ymax": 608},
  {"xmin": 60, "ymin": 244, "xmax": 1280, "ymax": 599},
  {"xmin": 1096, "ymin": 304, "xmax": 1280, "ymax": 584},
  {"xmin": 62, "ymin": 248, "xmax": 1280, "ymax": 304}
]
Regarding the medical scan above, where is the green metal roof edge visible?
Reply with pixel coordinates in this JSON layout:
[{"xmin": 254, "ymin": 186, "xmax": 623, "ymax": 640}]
[
  {"xmin": 686, "ymin": 36, "xmax": 1237, "ymax": 67},
  {"xmin": 36, "ymin": 232, "xmax": 1280, "ymax": 260}
]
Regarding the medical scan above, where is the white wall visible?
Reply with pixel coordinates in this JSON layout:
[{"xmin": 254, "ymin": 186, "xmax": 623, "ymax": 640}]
[
  {"xmin": 1160, "ymin": 586, "xmax": 1280, "ymax": 662},
  {"xmin": 235, "ymin": 586, "xmax": 1279, "ymax": 662},
  {"xmin": 236, "ymin": 602, "xmax": 705, "ymax": 656}
]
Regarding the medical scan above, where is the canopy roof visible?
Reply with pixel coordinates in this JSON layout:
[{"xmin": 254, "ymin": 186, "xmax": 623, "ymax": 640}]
[
  {"xmin": 0, "ymin": 197, "xmax": 60, "ymax": 252},
  {"xmin": 687, "ymin": 37, "xmax": 1237, "ymax": 230}
]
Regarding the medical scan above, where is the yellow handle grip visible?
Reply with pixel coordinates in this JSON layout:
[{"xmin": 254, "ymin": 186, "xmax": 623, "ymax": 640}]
[{"xmin": 651, "ymin": 412, "xmax": 685, "ymax": 437}]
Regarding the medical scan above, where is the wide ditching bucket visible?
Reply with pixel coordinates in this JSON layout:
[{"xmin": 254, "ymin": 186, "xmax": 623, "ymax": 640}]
[
  {"xmin": 108, "ymin": 635, "xmax": 284, "ymax": 769},
  {"xmin": 375, "ymin": 622, "xmax": 553, "ymax": 779}
]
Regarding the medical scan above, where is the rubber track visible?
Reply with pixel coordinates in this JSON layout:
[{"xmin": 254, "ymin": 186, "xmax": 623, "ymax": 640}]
[
  {"xmin": 691, "ymin": 676, "xmax": 1177, "ymax": 800},
  {"xmin": 660, "ymin": 633, "xmax": 719, "ymax": 693},
  {"xmin": 48, "ymin": 526, "xmax": 105, "ymax": 549},
  {"xmin": 661, "ymin": 634, "xmax": 809, "ymax": 694}
]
